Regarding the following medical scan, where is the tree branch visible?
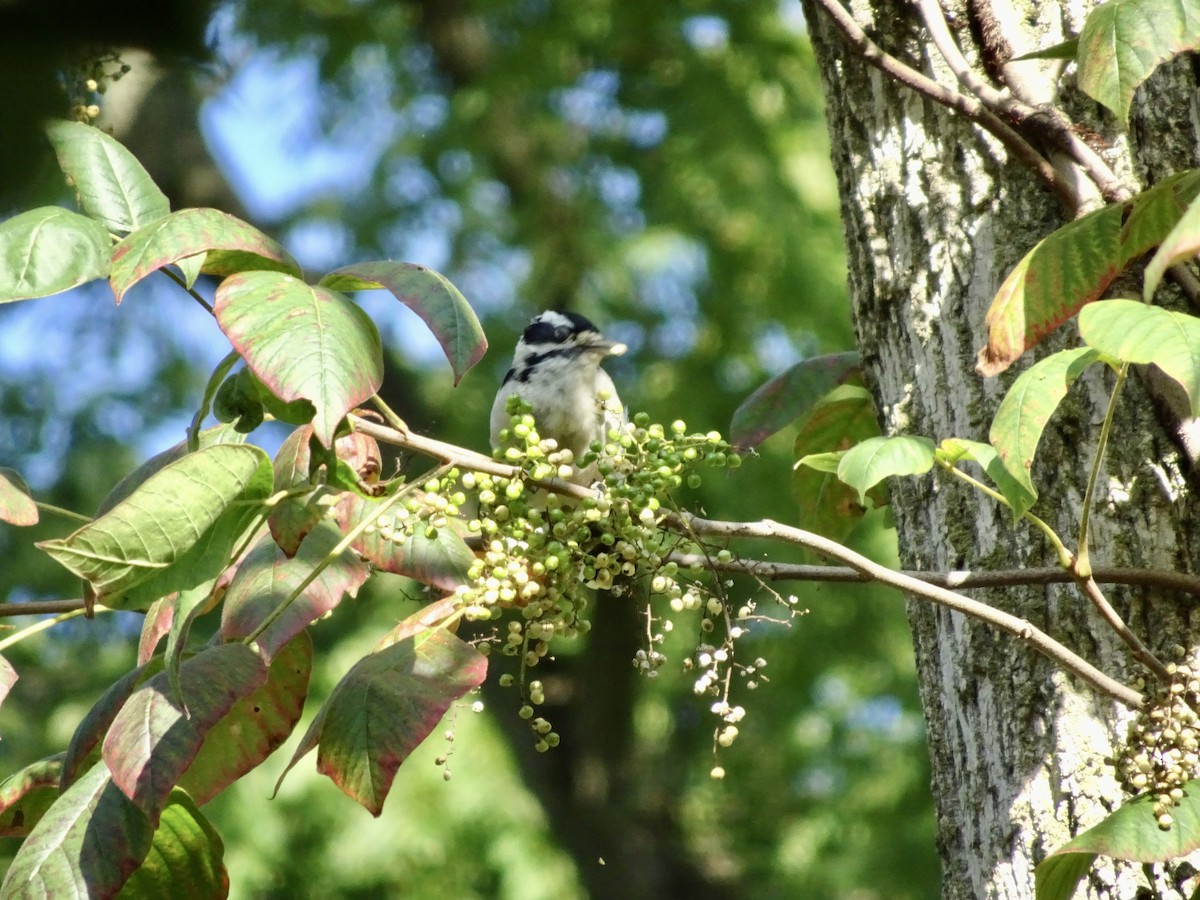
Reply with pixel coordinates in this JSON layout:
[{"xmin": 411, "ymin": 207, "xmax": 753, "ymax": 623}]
[
  {"xmin": 666, "ymin": 512, "xmax": 1143, "ymax": 708},
  {"xmin": 809, "ymin": 0, "xmax": 1075, "ymax": 207},
  {"xmin": 0, "ymin": 599, "xmax": 89, "ymax": 619}
]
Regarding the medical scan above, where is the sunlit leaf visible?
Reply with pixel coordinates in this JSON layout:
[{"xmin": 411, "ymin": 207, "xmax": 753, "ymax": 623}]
[
  {"xmin": 177, "ymin": 634, "xmax": 311, "ymax": 807},
  {"xmin": 0, "ymin": 207, "xmax": 111, "ymax": 303},
  {"xmin": 730, "ymin": 351, "xmax": 861, "ymax": 449},
  {"xmin": 989, "ymin": 347, "xmax": 1102, "ymax": 507},
  {"xmin": 139, "ymin": 598, "xmax": 173, "ymax": 666},
  {"xmin": 37, "ymin": 445, "xmax": 272, "ymax": 610},
  {"xmin": 320, "ymin": 261, "xmax": 486, "ymax": 383},
  {"xmin": 0, "ymin": 468, "xmax": 38, "ymax": 526},
  {"xmin": 0, "ymin": 761, "xmax": 153, "ymax": 898},
  {"xmin": 0, "ymin": 654, "xmax": 16, "ymax": 728},
  {"xmin": 62, "ymin": 662, "xmax": 163, "ymax": 791},
  {"xmin": 0, "ymin": 754, "xmax": 63, "ymax": 838},
  {"xmin": 836, "ymin": 435, "xmax": 936, "ymax": 504},
  {"xmin": 1144, "ymin": 190, "xmax": 1200, "ymax": 300},
  {"xmin": 110, "ymin": 208, "xmax": 301, "ymax": 303},
  {"xmin": 220, "ymin": 525, "xmax": 369, "ymax": 659},
  {"xmin": 273, "ymin": 627, "xmax": 486, "ymax": 815},
  {"xmin": 45, "ymin": 120, "xmax": 169, "ymax": 234},
  {"xmin": 1076, "ymin": 0, "xmax": 1200, "ymax": 122},
  {"xmin": 978, "ymin": 171, "xmax": 1200, "ymax": 374},
  {"xmin": 339, "ymin": 494, "xmax": 475, "ymax": 591},
  {"xmin": 1036, "ymin": 781, "xmax": 1200, "ymax": 900},
  {"xmin": 214, "ymin": 272, "xmax": 383, "ymax": 447},
  {"xmin": 119, "ymin": 789, "xmax": 228, "ymax": 899},
  {"xmin": 103, "ymin": 644, "xmax": 268, "ymax": 824},
  {"xmin": 1010, "ymin": 39, "xmax": 1079, "ymax": 60},
  {"xmin": 1079, "ymin": 298, "xmax": 1200, "ymax": 414}
]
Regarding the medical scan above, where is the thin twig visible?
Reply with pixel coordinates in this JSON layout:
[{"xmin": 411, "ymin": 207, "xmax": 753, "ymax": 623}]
[
  {"xmin": 913, "ymin": 0, "xmax": 1129, "ymax": 204},
  {"xmin": 0, "ymin": 599, "xmax": 90, "ymax": 619},
  {"xmin": 1077, "ymin": 575, "xmax": 1171, "ymax": 682},
  {"xmin": 664, "ymin": 554, "xmax": 1200, "ymax": 598},
  {"xmin": 810, "ymin": 0, "xmax": 1075, "ymax": 207},
  {"xmin": 665, "ymin": 512, "xmax": 1142, "ymax": 707}
]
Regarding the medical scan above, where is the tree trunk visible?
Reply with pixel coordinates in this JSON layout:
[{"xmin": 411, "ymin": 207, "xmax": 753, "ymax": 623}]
[{"xmin": 802, "ymin": 1, "xmax": 1200, "ymax": 896}]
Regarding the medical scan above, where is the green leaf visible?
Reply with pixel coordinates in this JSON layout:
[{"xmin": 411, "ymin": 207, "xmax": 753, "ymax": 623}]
[
  {"xmin": 1036, "ymin": 782, "xmax": 1200, "ymax": 900},
  {"xmin": 730, "ymin": 351, "xmax": 861, "ymax": 449},
  {"xmin": 177, "ymin": 634, "xmax": 311, "ymax": 806},
  {"xmin": 989, "ymin": 347, "xmax": 1102, "ymax": 506},
  {"xmin": 339, "ymin": 495, "xmax": 476, "ymax": 591},
  {"xmin": 45, "ymin": 120, "xmax": 169, "ymax": 234},
  {"xmin": 937, "ymin": 438, "xmax": 1039, "ymax": 520},
  {"xmin": 1076, "ymin": 0, "xmax": 1200, "ymax": 122},
  {"xmin": 1144, "ymin": 190, "xmax": 1200, "ymax": 300},
  {"xmin": 109, "ymin": 208, "xmax": 301, "ymax": 303},
  {"xmin": 36, "ymin": 444, "xmax": 272, "ymax": 610},
  {"xmin": 1079, "ymin": 298, "xmax": 1200, "ymax": 414},
  {"xmin": 0, "ymin": 467, "xmax": 38, "ymax": 526},
  {"xmin": 220, "ymin": 525, "xmax": 369, "ymax": 659},
  {"xmin": 118, "ymin": 789, "xmax": 228, "ymax": 899},
  {"xmin": 0, "ymin": 754, "xmax": 63, "ymax": 838},
  {"xmin": 0, "ymin": 207, "xmax": 112, "ymax": 303},
  {"xmin": 0, "ymin": 653, "xmax": 17, "ymax": 726},
  {"xmin": 978, "ymin": 171, "xmax": 1200, "ymax": 375},
  {"xmin": 0, "ymin": 761, "xmax": 154, "ymax": 898},
  {"xmin": 103, "ymin": 644, "xmax": 268, "ymax": 824},
  {"xmin": 214, "ymin": 272, "xmax": 383, "ymax": 447},
  {"xmin": 836, "ymin": 435, "xmax": 936, "ymax": 504},
  {"xmin": 791, "ymin": 387, "xmax": 882, "ymax": 544},
  {"xmin": 273, "ymin": 627, "xmax": 487, "ymax": 815},
  {"xmin": 320, "ymin": 261, "xmax": 486, "ymax": 384}
]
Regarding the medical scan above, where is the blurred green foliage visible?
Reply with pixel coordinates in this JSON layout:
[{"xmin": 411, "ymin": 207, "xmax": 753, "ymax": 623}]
[{"xmin": 0, "ymin": 1, "xmax": 937, "ymax": 897}]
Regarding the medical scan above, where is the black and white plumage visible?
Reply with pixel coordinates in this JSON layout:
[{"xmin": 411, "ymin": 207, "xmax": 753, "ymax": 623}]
[{"xmin": 490, "ymin": 310, "xmax": 626, "ymax": 469}]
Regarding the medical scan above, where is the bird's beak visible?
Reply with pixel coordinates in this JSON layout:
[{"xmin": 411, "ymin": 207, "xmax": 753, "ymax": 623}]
[{"xmin": 592, "ymin": 337, "xmax": 627, "ymax": 357}]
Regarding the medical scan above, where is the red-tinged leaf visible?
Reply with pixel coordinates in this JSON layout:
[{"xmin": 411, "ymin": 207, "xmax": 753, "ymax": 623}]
[
  {"xmin": 989, "ymin": 347, "xmax": 1102, "ymax": 514},
  {"xmin": 215, "ymin": 272, "xmax": 383, "ymax": 447},
  {"xmin": 0, "ymin": 206, "xmax": 111, "ymax": 303},
  {"xmin": 62, "ymin": 661, "xmax": 164, "ymax": 791},
  {"xmin": 0, "ymin": 761, "xmax": 154, "ymax": 899},
  {"xmin": 1076, "ymin": 0, "xmax": 1200, "ymax": 123},
  {"xmin": 730, "ymin": 351, "xmax": 861, "ymax": 450},
  {"xmin": 978, "ymin": 204, "xmax": 1123, "ymax": 376},
  {"xmin": 103, "ymin": 644, "xmax": 268, "ymax": 825},
  {"xmin": 1145, "ymin": 190, "xmax": 1200, "ymax": 300},
  {"xmin": 138, "ymin": 598, "xmax": 174, "ymax": 666},
  {"xmin": 0, "ymin": 754, "xmax": 63, "ymax": 838},
  {"xmin": 374, "ymin": 595, "xmax": 464, "ymax": 649},
  {"xmin": 109, "ymin": 208, "xmax": 301, "ymax": 303},
  {"xmin": 0, "ymin": 468, "xmax": 38, "ymax": 525},
  {"xmin": 177, "ymin": 634, "xmax": 311, "ymax": 807},
  {"xmin": 338, "ymin": 494, "xmax": 475, "ymax": 591},
  {"xmin": 274, "ymin": 628, "xmax": 486, "ymax": 815},
  {"xmin": 268, "ymin": 425, "xmax": 381, "ymax": 555},
  {"xmin": 979, "ymin": 172, "xmax": 1200, "ymax": 375},
  {"xmin": 45, "ymin": 120, "xmax": 169, "ymax": 235},
  {"xmin": 119, "ymin": 789, "xmax": 228, "ymax": 899},
  {"xmin": 320, "ymin": 261, "xmax": 486, "ymax": 384},
  {"xmin": 220, "ymin": 525, "xmax": 368, "ymax": 659},
  {"xmin": 1036, "ymin": 780, "xmax": 1200, "ymax": 900},
  {"xmin": 0, "ymin": 653, "xmax": 16, "ymax": 720}
]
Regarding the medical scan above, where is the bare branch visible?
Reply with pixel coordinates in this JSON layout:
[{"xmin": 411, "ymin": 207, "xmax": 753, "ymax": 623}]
[
  {"xmin": 0, "ymin": 599, "xmax": 89, "ymax": 619},
  {"xmin": 809, "ymin": 0, "xmax": 1075, "ymax": 207},
  {"xmin": 666, "ymin": 512, "xmax": 1143, "ymax": 708}
]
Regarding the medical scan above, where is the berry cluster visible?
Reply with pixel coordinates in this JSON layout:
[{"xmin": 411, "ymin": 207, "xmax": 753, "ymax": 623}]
[
  {"xmin": 63, "ymin": 52, "xmax": 132, "ymax": 122},
  {"xmin": 1114, "ymin": 650, "xmax": 1200, "ymax": 830},
  {"xmin": 389, "ymin": 399, "xmax": 769, "ymax": 756}
]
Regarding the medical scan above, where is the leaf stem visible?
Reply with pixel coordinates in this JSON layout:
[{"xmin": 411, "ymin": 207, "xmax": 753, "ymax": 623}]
[
  {"xmin": 1076, "ymin": 361, "xmax": 1129, "ymax": 576},
  {"xmin": 0, "ymin": 605, "xmax": 108, "ymax": 652},
  {"xmin": 34, "ymin": 501, "xmax": 91, "ymax": 524},
  {"xmin": 160, "ymin": 266, "xmax": 214, "ymax": 315},
  {"xmin": 188, "ymin": 349, "xmax": 241, "ymax": 451}
]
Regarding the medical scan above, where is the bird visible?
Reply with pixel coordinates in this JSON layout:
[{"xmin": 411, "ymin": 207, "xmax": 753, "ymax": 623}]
[{"xmin": 490, "ymin": 310, "xmax": 627, "ymax": 479}]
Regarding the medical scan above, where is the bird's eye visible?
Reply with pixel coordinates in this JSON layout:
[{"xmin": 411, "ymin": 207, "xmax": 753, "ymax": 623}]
[{"xmin": 554, "ymin": 325, "xmax": 572, "ymax": 342}]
